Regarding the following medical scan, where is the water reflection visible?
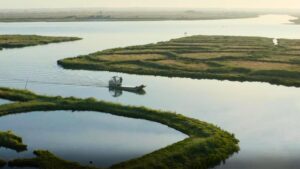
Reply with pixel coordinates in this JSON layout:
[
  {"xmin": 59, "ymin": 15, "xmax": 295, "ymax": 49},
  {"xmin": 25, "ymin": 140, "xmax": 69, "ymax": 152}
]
[
  {"xmin": 0, "ymin": 111, "xmax": 187, "ymax": 168},
  {"xmin": 109, "ymin": 88, "xmax": 146, "ymax": 97},
  {"xmin": 109, "ymin": 88, "xmax": 123, "ymax": 97}
]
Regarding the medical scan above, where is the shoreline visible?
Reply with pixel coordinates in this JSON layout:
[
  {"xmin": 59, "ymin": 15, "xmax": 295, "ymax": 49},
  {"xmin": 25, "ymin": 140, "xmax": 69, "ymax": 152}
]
[
  {"xmin": 58, "ymin": 35, "xmax": 300, "ymax": 88},
  {"xmin": 0, "ymin": 15, "xmax": 258, "ymax": 23},
  {"xmin": 0, "ymin": 87, "xmax": 239, "ymax": 169},
  {"xmin": 0, "ymin": 35, "xmax": 81, "ymax": 51}
]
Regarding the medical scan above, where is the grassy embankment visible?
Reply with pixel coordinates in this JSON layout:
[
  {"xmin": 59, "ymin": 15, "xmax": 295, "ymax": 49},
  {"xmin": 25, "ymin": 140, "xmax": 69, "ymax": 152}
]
[
  {"xmin": 0, "ymin": 130, "xmax": 27, "ymax": 167},
  {"xmin": 8, "ymin": 150, "xmax": 97, "ymax": 169},
  {"xmin": 59, "ymin": 35, "xmax": 300, "ymax": 87},
  {"xmin": 0, "ymin": 35, "xmax": 81, "ymax": 50},
  {"xmin": 0, "ymin": 130, "xmax": 27, "ymax": 152},
  {"xmin": 0, "ymin": 87, "xmax": 239, "ymax": 169}
]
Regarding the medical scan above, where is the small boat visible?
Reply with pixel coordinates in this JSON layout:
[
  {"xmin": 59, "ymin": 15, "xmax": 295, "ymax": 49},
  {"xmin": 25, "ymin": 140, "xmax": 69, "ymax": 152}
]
[
  {"xmin": 108, "ymin": 76, "xmax": 146, "ymax": 94},
  {"xmin": 115, "ymin": 85, "xmax": 146, "ymax": 92}
]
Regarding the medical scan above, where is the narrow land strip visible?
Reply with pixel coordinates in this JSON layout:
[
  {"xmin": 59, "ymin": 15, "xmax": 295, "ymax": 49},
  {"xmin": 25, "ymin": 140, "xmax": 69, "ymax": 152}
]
[
  {"xmin": 0, "ymin": 87, "xmax": 239, "ymax": 169},
  {"xmin": 0, "ymin": 35, "xmax": 81, "ymax": 50}
]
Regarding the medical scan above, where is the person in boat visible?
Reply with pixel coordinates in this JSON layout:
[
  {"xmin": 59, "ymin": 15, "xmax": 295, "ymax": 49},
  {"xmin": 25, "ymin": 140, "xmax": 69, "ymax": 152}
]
[{"xmin": 109, "ymin": 76, "xmax": 122, "ymax": 87}]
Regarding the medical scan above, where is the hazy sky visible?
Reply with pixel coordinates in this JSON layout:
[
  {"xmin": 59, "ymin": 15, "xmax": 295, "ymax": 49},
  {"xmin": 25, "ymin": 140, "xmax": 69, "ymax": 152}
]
[{"xmin": 0, "ymin": 0, "xmax": 299, "ymax": 9}]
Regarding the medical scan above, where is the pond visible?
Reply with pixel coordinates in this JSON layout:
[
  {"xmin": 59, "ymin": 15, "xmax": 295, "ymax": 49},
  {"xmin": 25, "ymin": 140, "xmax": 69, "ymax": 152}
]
[
  {"xmin": 0, "ymin": 14, "xmax": 300, "ymax": 168},
  {"xmin": 0, "ymin": 111, "xmax": 186, "ymax": 168}
]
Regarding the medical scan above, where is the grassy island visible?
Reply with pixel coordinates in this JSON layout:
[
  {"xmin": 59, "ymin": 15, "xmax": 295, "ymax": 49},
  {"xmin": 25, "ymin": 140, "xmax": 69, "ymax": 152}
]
[
  {"xmin": 0, "ymin": 130, "xmax": 27, "ymax": 152},
  {"xmin": 0, "ymin": 87, "xmax": 239, "ymax": 169},
  {"xmin": 0, "ymin": 35, "xmax": 81, "ymax": 50},
  {"xmin": 59, "ymin": 35, "xmax": 300, "ymax": 87},
  {"xmin": 0, "ymin": 130, "xmax": 27, "ymax": 168}
]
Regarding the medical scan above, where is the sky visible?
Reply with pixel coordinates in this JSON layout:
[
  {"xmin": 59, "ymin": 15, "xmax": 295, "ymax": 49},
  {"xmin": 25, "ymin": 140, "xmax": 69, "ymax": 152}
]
[{"xmin": 0, "ymin": 0, "xmax": 299, "ymax": 9}]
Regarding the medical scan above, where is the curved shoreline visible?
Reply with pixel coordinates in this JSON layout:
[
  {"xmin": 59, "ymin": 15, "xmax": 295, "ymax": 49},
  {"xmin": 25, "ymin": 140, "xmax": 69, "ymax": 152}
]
[
  {"xmin": 57, "ymin": 60, "xmax": 300, "ymax": 88},
  {"xmin": 0, "ymin": 87, "xmax": 239, "ymax": 169},
  {"xmin": 58, "ymin": 35, "xmax": 300, "ymax": 88}
]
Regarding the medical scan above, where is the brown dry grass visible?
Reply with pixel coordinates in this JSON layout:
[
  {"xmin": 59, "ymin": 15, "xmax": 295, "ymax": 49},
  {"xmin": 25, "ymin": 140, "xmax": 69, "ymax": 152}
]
[
  {"xmin": 224, "ymin": 61, "xmax": 300, "ymax": 71},
  {"xmin": 94, "ymin": 54, "xmax": 165, "ymax": 61},
  {"xmin": 180, "ymin": 52, "xmax": 247, "ymax": 59}
]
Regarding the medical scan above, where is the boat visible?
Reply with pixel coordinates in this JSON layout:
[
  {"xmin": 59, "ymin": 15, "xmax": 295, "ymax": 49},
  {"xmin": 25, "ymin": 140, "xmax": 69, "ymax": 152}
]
[
  {"xmin": 108, "ymin": 76, "xmax": 146, "ymax": 94},
  {"xmin": 115, "ymin": 85, "xmax": 146, "ymax": 92}
]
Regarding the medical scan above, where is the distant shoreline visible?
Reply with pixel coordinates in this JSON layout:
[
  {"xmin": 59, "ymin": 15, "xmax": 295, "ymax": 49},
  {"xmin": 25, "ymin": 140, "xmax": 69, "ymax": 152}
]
[
  {"xmin": 0, "ymin": 16, "xmax": 257, "ymax": 23},
  {"xmin": 0, "ymin": 15, "xmax": 299, "ymax": 24},
  {"xmin": 0, "ymin": 10, "xmax": 260, "ymax": 22},
  {"xmin": 1, "ymin": 9, "xmax": 299, "ymax": 23}
]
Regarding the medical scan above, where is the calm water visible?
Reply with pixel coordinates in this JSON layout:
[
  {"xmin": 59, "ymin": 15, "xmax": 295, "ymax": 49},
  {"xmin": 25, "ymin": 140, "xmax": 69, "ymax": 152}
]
[
  {"xmin": 0, "ymin": 99, "xmax": 10, "ymax": 105},
  {"xmin": 0, "ymin": 15, "xmax": 300, "ymax": 168},
  {"xmin": 0, "ymin": 111, "xmax": 186, "ymax": 168}
]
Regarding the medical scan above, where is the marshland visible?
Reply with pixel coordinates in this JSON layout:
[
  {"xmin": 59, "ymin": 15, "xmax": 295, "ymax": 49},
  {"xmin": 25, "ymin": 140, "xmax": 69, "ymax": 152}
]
[
  {"xmin": 0, "ymin": 9, "xmax": 300, "ymax": 169},
  {"xmin": 0, "ymin": 35, "xmax": 80, "ymax": 50},
  {"xmin": 59, "ymin": 35, "xmax": 300, "ymax": 87}
]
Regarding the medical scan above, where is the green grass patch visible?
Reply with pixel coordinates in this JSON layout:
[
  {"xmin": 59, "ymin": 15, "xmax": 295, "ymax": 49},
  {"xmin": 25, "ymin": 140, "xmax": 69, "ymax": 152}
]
[
  {"xmin": 0, "ymin": 35, "xmax": 81, "ymax": 50},
  {"xmin": 9, "ymin": 150, "xmax": 97, "ymax": 169},
  {"xmin": 0, "ymin": 130, "xmax": 27, "ymax": 152}
]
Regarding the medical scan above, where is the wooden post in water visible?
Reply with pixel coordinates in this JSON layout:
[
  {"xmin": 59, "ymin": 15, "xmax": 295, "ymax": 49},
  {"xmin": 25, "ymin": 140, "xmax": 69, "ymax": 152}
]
[{"xmin": 25, "ymin": 79, "xmax": 28, "ymax": 89}]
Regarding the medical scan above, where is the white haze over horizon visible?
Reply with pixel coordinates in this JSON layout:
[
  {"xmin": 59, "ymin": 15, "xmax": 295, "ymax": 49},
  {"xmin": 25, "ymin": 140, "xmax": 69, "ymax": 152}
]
[{"xmin": 0, "ymin": 0, "xmax": 300, "ymax": 10}]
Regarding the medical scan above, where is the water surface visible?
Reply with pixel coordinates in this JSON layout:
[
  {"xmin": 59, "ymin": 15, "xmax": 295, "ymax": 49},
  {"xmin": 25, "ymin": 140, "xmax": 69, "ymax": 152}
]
[
  {"xmin": 0, "ymin": 99, "xmax": 10, "ymax": 105},
  {"xmin": 0, "ymin": 111, "xmax": 186, "ymax": 168}
]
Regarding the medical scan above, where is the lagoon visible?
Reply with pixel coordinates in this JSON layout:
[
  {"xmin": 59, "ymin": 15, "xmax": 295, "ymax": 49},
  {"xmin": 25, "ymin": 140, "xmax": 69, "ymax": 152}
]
[{"xmin": 0, "ymin": 111, "xmax": 186, "ymax": 168}]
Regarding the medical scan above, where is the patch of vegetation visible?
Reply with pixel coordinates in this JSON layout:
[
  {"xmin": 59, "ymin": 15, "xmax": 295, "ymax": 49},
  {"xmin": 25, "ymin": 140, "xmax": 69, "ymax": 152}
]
[
  {"xmin": 9, "ymin": 150, "xmax": 97, "ymax": 169},
  {"xmin": 0, "ymin": 130, "xmax": 27, "ymax": 168},
  {"xmin": 58, "ymin": 35, "xmax": 300, "ymax": 87},
  {"xmin": 0, "ymin": 35, "xmax": 81, "ymax": 50},
  {"xmin": 0, "ymin": 87, "xmax": 239, "ymax": 169},
  {"xmin": 0, "ymin": 130, "xmax": 27, "ymax": 152}
]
